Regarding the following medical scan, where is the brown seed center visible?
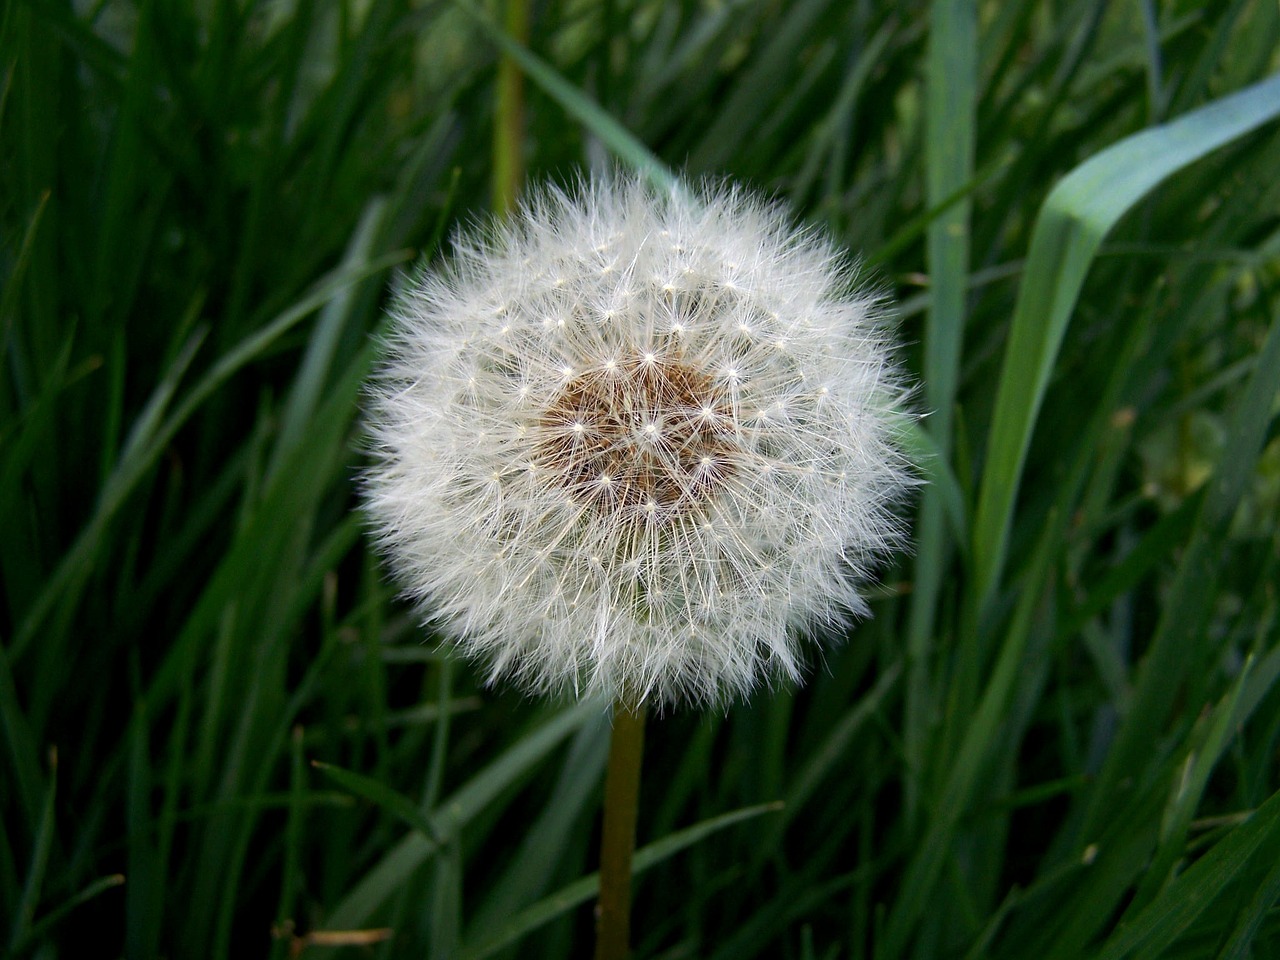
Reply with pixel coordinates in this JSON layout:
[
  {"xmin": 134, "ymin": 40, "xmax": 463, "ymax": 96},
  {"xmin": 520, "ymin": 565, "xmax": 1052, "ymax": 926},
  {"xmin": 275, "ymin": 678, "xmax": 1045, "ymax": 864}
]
[{"xmin": 534, "ymin": 353, "xmax": 738, "ymax": 520}]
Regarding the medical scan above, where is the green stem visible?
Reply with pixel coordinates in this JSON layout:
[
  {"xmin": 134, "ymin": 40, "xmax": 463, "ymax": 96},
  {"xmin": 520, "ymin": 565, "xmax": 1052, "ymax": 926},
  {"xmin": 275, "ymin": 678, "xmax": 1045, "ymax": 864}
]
[
  {"xmin": 492, "ymin": 0, "xmax": 529, "ymax": 217},
  {"xmin": 594, "ymin": 700, "xmax": 647, "ymax": 960}
]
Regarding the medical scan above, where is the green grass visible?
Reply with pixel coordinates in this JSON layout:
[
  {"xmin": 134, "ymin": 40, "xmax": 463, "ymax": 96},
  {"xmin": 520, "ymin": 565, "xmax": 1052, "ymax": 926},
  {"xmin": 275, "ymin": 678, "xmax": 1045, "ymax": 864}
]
[{"xmin": 4, "ymin": 0, "xmax": 1280, "ymax": 957}]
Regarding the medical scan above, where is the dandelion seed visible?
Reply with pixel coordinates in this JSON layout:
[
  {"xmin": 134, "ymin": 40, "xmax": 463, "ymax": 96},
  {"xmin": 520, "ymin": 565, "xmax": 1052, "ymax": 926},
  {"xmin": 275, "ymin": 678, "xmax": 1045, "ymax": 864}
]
[{"xmin": 364, "ymin": 176, "xmax": 914, "ymax": 709}]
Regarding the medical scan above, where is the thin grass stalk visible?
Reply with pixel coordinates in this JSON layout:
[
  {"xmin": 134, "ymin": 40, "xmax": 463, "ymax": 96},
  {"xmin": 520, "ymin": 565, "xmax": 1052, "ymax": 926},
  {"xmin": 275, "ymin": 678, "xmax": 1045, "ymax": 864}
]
[{"xmin": 595, "ymin": 700, "xmax": 646, "ymax": 960}]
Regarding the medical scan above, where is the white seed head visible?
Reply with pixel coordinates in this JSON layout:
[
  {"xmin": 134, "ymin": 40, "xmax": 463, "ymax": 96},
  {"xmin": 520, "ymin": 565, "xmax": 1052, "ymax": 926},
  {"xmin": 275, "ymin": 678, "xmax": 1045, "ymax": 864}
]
[{"xmin": 364, "ymin": 176, "xmax": 914, "ymax": 710}]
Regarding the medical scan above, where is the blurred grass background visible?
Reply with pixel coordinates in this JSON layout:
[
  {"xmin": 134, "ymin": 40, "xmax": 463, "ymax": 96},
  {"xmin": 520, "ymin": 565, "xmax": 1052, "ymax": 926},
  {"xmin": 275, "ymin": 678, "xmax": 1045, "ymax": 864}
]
[{"xmin": 4, "ymin": 0, "xmax": 1280, "ymax": 957}]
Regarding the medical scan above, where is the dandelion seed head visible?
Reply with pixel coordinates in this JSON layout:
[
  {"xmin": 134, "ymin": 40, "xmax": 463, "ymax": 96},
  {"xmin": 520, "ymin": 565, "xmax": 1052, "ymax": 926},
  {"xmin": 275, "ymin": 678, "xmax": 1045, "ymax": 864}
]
[{"xmin": 364, "ymin": 176, "xmax": 914, "ymax": 709}]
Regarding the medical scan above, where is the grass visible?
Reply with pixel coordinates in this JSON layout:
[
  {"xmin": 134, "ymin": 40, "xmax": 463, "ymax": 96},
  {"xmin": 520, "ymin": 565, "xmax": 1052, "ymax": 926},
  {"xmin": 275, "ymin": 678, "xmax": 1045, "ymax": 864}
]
[{"xmin": 3, "ymin": 0, "xmax": 1280, "ymax": 957}]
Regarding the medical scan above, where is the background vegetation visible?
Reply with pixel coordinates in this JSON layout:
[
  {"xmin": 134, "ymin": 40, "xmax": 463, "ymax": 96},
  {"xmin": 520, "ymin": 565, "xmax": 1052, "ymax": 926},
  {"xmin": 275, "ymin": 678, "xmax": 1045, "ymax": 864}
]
[{"xmin": 4, "ymin": 0, "xmax": 1280, "ymax": 957}]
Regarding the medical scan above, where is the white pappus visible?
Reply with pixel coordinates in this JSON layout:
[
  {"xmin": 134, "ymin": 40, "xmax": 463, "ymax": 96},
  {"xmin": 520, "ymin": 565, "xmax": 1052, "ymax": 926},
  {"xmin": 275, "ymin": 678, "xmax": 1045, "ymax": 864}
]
[{"xmin": 363, "ymin": 176, "xmax": 914, "ymax": 710}]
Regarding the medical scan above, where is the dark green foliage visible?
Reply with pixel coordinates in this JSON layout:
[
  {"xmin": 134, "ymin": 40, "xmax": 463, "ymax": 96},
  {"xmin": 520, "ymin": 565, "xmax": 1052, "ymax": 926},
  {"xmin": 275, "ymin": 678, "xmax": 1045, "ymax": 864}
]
[{"xmin": 3, "ymin": 0, "xmax": 1279, "ymax": 957}]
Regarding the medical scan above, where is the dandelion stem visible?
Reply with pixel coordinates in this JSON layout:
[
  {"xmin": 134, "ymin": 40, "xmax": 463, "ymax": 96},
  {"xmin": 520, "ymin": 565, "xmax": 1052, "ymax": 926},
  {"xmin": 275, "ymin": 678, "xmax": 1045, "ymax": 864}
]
[
  {"xmin": 594, "ymin": 699, "xmax": 647, "ymax": 960},
  {"xmin": 492, "ymin": 0, "xmax": 529, "ymax": 217}
]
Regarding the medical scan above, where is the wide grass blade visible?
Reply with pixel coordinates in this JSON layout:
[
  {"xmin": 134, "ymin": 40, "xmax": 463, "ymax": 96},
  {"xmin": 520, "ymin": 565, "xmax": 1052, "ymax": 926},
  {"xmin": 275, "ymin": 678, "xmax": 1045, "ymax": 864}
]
[{"xmin": 905, "ymin": 0, "xmax": 977, "ymax": 831}]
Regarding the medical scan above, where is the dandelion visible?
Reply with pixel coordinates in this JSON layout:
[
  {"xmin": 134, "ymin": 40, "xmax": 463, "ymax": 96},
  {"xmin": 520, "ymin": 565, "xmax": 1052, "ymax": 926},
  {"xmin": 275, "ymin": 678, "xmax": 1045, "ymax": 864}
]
[{"xmin": 364, "ymin": 176, "xmax": 912, "ymax": 711}]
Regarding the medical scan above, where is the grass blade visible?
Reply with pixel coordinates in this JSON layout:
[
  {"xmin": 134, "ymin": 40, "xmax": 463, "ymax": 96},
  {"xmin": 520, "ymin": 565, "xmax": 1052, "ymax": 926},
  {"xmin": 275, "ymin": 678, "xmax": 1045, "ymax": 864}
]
[
  {"xmin": 312, "ymin": 760, "xmax": 444, "ymax": 843},
  {"xmin": 456, "ymin": 0, "xmax": 675, "ymax": 192},
  {"xmin": 7, "ymin": 749, "xmax": 54, "ymax": 951},
  {"xmin": 325, "ymin": 701, "xmax": 600, "ymax": 928},
  {"xmin": 9, "ymin": 251, "xmax": 405, "ymax": 662},
  {"xmin": 971, "ymin": 71, "xmax": 1280, "ymax": 603},
  {"xmin": 460, "ymin": 802, "xmax": 783, "ymax": 960},
  {"xmin": 7, "ymin": 874, "xmax": 125, "ymax": 956},
  {"xmin": 1080, "ymin": 307, "xmax": 1280, "ymax": 842},
  {"xmin": 906, "ymin": 0, "xmax": 977, "ymax": 829},
  {"xmin": 1092, "ymin": 787, "xmax": 1280, "ymax": 960}
]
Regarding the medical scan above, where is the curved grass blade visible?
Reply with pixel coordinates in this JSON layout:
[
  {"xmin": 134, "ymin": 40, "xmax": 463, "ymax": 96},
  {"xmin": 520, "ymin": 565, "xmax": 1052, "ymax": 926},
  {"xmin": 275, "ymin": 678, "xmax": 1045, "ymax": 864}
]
[{"xmin": 971, "ymin": 71, "xmax": 1280, "ymax": 604}]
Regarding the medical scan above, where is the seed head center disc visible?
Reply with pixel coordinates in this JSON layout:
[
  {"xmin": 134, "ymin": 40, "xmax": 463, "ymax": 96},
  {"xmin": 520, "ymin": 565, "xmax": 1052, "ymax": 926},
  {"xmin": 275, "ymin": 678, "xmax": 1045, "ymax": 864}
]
[{"xmin": 534, "ymin": 352, "xmax": 738, "ymax": 520}]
